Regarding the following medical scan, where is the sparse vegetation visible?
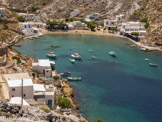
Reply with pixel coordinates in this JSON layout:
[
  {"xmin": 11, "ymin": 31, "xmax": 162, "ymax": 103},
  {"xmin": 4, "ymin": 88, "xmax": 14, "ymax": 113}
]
[
  {"xmin": 131, "ymin": 32, "xmax": 139, "ymax": 38},
  {"xmin": 12, "ymin": 56, "xmax": 21, "ymax": 63},
  {"xmin": 40, "ymin": 107, "xmax": 51, "ymax": 113},
  {"xmin": 17, "ymin": 16, "xmax": 26, "ymax": 22},
  {"xmin": 56, "ymin": 96, "xmax": 73, "ymax": 109}
]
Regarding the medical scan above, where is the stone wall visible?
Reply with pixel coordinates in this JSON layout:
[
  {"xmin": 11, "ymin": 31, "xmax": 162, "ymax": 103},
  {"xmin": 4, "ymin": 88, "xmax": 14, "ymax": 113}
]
[
  {"xmin": 0, "ymin": 55, "xmax": 7, "ymax": 66},
  {"xmin": 0, "ymin": 47, "xmax": 8, "ymax": 56}
]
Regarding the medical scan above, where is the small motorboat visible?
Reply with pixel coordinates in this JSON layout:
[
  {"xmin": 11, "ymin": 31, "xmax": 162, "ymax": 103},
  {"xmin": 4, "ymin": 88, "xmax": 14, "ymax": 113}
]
[
  {"xmin": 109, "ymin": 51, "xmax": 116, "ymax": 57},
  {"xmin": 145, "ymin": 58, "xmax": 149, "ymax": 61},
  {"xmin": 149, "ymin": 63, "xmax": 158, "ymax": 67},
  {"xmin": 88, "ymin": 50, "xmax": 93, "ymax": 52},
  {"xmin": 71, "ymin": 53, "xmax": 82, "ymax": 60},
  {"xmin": 69, "ymin": 59, "xmax": 75, "ymax": 63},
  {"xmin": 67, "ymin": 77, "xmax": 82, "ymax": 81},
  {"xmin": 46, "ymin": 52, "xmax": 56, "ymax": 58},
  {"xmin": 91, "ymin": 56, "xmax": 96, "ymax": 59},
  {"xmin": 60, "ymin": 72, "xmax": 71, "ymax": 77},
  {"xmin": 51, "ymin": 45, "xmax": 61, "ymax": 47}
]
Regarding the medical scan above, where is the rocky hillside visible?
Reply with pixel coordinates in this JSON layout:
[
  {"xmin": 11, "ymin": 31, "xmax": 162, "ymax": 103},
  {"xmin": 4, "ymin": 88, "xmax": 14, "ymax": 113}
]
[
  {"xmin": 129, "ymin": 0, "xmax": 162, "ymax": 47},
  {"xmin": 6, "ymin": 0, "xmax": 140, "ymax": 19},
  {"xmin": 0, "ymin": 99, "xmax": 83, "ymax": 122},
  {"xmin": 0, "ymin": 6, "xmax": 22, "ymax": 44}
]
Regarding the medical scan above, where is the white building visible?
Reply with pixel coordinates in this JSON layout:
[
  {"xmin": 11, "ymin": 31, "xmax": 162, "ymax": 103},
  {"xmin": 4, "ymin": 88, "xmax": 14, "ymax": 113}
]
[
  {"xmin": 0, "ymin": 8, "xmax": 6, "ymax": 19},
  {"xmin": 28, "ymin": 22, "xmax": 46, "ymax": 29},
  {"xmin": 85, "ymin": 13, "xmax": 101, "ymax": 22},
  {"xmin": 18, "ymin": 13, "xmax": 36, "ymax": 21},
  {"xmin": 6, "ymin": 79, "xmax": 34, "ymax": 99},
  {"xmin": 19, "ymin": 22, "xmax": 42, "ymax": 37},
  {"xmin": 50, "ymin": 11, "xmax": 57, "ymax": 16},
  {"xmin": 32, "ymin": 59, "xmax": 55, "ymax": 77},
  {"xmin": 120, "ymin": 21, "xmax": 146, "ymax": 35},
  {"xmin": 104, "ymin": 14, "xmax": 125, "ymax": 30},
  {"xmin": 116, "ymin": 14, "xmax": 125, "ymax": 23},
  {"xmin": 70, "ymin": 9, "xmax": 80, "ymax": 18},
  {"xmin": 34, "ymin": 84, "xmax": 55, "ymax": 109},
  {"xmin": 104, "ymin": 19, "xmax": 117, "ymax": 29},
  {"xmin": 66, "ymin": 21, "xmax": 86, "ymax": 30}
]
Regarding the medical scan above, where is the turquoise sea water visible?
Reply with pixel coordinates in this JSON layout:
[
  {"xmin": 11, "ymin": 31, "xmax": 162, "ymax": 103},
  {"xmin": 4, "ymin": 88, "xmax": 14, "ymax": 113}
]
[{"xmin": 15, "ymin": 34, "xmax": 162, "ymax": 122}]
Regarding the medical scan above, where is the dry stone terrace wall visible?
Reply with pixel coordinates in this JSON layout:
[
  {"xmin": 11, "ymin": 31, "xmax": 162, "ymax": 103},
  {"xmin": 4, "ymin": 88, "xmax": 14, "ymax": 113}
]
[{"xmin": 0, "ymin": 47, "xmax": 8, "ymax": 56}]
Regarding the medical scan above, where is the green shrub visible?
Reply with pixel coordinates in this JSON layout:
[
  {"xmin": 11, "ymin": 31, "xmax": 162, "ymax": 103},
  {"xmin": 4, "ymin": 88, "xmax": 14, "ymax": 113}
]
[
  {"xmin": 33, "ymin": 70, "xmax": 41, "ymax": 75},
  {"xmin": 145, "ymin": 23, "xmax": 149, "ymax": 29},
  {"xmin": 40, "ymin": 107, "xmax": 50, "ymax": 113},
  {"xmin": 141, "ymin": 18, "xmax": 148, "ymax": 23},
  {"xmin": 56, "ymin": 96, "xmax": 73, "ymax": 109},
  {"xmin": 42, "ymin": 3, "xmax": 47, "ymax": 5},
  {"xmin": 12, "ymin": 56, "xmax": 21, "ymax": 63},
  {"xmin": 17, "ymin": 16, "xmax": 26, "ymax": 22}
]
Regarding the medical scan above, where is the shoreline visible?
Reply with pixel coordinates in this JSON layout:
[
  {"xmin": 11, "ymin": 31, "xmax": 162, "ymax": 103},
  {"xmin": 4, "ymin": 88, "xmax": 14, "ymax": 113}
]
[{"xmin": 39, "ymin": 29, "xmax": 162, "ymax": 52}]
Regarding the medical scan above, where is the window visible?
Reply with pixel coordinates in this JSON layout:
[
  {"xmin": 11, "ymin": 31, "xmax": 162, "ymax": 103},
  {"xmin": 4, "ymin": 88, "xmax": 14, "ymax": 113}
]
[
  {"xmin": 24, "ymin": 94, "xmax": 26, "ymax": 97},
  {"xmin": 12, "ymin": 88, "xmax": 15, "ymax": 91},
  {"xmin": 12, "ymin": 95, "xmax": 14, "ymax": 97}
]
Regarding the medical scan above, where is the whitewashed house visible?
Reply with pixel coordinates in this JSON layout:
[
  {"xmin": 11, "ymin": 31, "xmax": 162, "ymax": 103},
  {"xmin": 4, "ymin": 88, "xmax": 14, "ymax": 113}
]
[
  {"xmin": 50, "ymin": 11, "xmax": 57, "ymax": 16},
  {"xmin": 66, "ymin": 21, "xmax": 85, "ymax": 30},
  {"xmin": 18, "ymin": 13, "xmax": 36, "ymax": 21},
  {"xmin": 116, "ymin": 14, "xmax": 125, "ymax": 23},
  {"xmin": 104, "ymin": 19, "xmax": 118, "ymax": 29},
  {"xmin": 6, "ymin": 79, "xmax": 34, "ymax": 99},
  {"xmin": 0, "ymin": 8, "xmax": 6, "ymax": 19},
  {"xmin": 32, "ymin": 59, "xmax": 55, "ymax": 77},
  {"xmin": 34, "ymin": 84, "xmax": 55, "ymax": 109},
  {"xmin": 70, "ymin": 9, "xmax": 80, "ymax": 18},
  {"xmin": 2, "ymin": 73, "xmax": 34, "ymax": 99},
  {"xmin": 28, "ymin": 22, "xmax": 46, "ymax": 29},
  {"xmin": 19, "ymin": 22, "xmax": 42, "ymax": 37},
  {"xmin": 120, "ymin": 21, "xmax": 146, "ymax": 35},
  {"xmin": 85, "ymin": 13, "xmax": 101, "ymax": 22}
]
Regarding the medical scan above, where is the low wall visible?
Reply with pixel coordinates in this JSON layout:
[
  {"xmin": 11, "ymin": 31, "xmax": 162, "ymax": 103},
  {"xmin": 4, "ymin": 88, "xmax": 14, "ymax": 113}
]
[
  {"xmin": 0, "ymin": 47, "xmax": 8, "ymax": 56},
  {"xmin": 0, "ymin": 55, "xmax": 7, "ymax": 66}
]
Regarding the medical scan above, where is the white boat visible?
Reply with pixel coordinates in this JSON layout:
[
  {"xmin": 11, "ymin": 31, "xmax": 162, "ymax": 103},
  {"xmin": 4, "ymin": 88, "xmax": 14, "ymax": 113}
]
[
  {"xmin": 67, "ymin": 77, "xmax": 82, "ymax": 81},
  {"xmin": 149, "ymin": 63, "xmax": 158, "ymax": 67},
  {"xmin": 109, "ymin": 51, "xmax": 116, "ymax": 57},
  {"xmin": 46, "ymin": 52, "xmax": 56, "ymax": 58},
  {"xmin": 88, "ymin": 50, "xmax": 93, "ymax": 52},
  {"xmin": 145, "ymin": 58, "xmax": 149, "ymax": 61},
  {"xmin": 69, "ymin": 59, "xmax": 75, "ymax": 63},
  {"xmin": 91, "ymin": 56, "xmax": 96, "ymax": 59},
  {"xmin": 71, "ymin": 53, "xmax": 82, "ymax": 60}
]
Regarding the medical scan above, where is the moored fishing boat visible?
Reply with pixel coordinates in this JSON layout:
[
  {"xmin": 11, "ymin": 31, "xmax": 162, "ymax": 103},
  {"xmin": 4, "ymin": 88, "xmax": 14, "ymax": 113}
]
[
  {"xmin": 46, "ymin": 52, "xmax": 56, "ymax": 58},
  {"xmin": 91, "ymin": 56, "xmax": 96, "ymax": 59},
  {"xmin": 69, "ymin": 59, "xmax": 75, "ymax": 63},
  {"xmin": 60, "ymin": 72, "xmax": 71, "ymax": 77},
  {"xmin": 51, "ymin": 45, "xmax": 61, "ymax": 47},
  {"xmin": 145, "ymin": 58, "xmax": 149, "ymax": 61},
  {"xmin": 149, "ymin": 63, "xmax": 158, "ymax": 67},
  {"xmin": 109, "ymin": 51, "xmax": 116, "ymax": 57},
  {"xmin": 67, "ymin": 77, "xmax": 82, "ymax": 81},
  {"xmin": 71, "ymin": 53, "xmax": 82, "ymax": 60}
]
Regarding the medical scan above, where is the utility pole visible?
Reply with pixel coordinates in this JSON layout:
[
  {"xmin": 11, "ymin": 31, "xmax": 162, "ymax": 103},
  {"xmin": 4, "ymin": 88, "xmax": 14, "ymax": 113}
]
[{"xmin": 21, "ymin": 79, "xmax": 23, "ymax": 106}]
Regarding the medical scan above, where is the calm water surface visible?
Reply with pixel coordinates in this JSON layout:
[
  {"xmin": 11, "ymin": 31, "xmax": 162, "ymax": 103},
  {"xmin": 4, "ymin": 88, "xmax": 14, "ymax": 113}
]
[{"xmin": 15, "ymin": 34, "xmax": 162, "ymax": 122}]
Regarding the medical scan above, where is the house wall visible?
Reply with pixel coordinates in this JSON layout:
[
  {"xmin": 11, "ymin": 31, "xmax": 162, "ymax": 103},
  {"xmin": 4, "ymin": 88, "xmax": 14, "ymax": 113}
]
[
  {"xmin": 9, "ymin": 86, "xmax": 33, "ymax": 99},
  {"xmin": 44, "ymin": 69, "xmax": 52, "ymax": 77},
  {"xmin": 32, "ymin": 65, "xmax": 51, "ymax": 74}
]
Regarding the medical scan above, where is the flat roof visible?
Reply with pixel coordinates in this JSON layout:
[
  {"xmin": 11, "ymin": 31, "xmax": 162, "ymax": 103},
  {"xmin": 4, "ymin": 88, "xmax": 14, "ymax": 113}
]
[
  {"xmin": 33, "ymin": 84, "xmax": 46, "ymax": 92},
  {"xmin": 7, "ymin": 79, "xmax": 33, "ymax": 87},
  {"xmin": 3, "ymin": 73, "xmax": 30, "ymax": 81},
  {"xmin": 9, "ymin": 97, "xmax": 29, "ymax": 106}
]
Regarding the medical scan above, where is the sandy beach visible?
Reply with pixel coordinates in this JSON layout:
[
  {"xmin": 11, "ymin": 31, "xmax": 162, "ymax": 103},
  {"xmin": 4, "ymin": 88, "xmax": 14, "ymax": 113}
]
[{"xmin": 40, "ymin": 29, "xmax": 117, "ymax": 37}]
